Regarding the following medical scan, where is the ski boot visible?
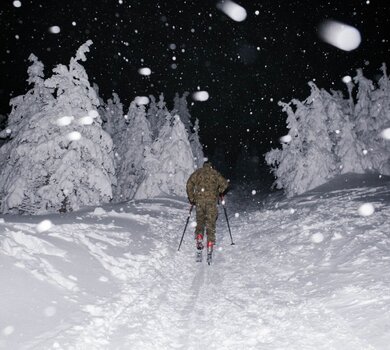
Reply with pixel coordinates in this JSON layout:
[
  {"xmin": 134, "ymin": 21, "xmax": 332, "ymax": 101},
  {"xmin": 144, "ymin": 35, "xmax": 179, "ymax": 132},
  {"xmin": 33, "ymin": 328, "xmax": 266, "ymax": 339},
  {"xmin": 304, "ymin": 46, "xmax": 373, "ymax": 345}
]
[
  {"xmin": 196, "ymin": 234, "xmax": 203, "ymax": 262},
  {"xmin": 207, "ymin": 241, "xmax": 214, "ymax": 265}
]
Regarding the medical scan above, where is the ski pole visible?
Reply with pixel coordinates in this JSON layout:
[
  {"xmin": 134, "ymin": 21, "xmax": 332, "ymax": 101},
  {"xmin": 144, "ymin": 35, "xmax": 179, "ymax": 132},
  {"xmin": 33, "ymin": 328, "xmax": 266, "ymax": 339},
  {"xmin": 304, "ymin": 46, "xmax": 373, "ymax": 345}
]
[
  {"xmin": 221, "ymin": 196, "xmax": 235, "ymax": 245},
  {"xmin": 178, "ymin": 204, "xmax": 194, "ymax": 251}
]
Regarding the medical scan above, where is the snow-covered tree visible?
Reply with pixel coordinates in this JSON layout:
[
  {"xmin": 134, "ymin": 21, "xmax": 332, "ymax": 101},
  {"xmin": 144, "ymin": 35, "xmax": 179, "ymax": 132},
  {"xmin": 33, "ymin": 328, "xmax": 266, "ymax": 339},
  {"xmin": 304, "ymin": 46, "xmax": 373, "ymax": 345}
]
[
  {"xmin": 0, "ymin": 54, "xmax": 53, "ymax": 140},
  {"xmin": 367, "ymin": 64, "xmax": 390, "ymax": 174},
  {"xmin": 100, "ymin": 92, "xmax": 125, "ymax": 138},
  {"xmin": 188, "ymin": 118, "xmax": 204, "ymax": 168},
  {"xmin": 353, "ymin": 69, "xmax": 375, "ymax": 146},
  {"xmin": 265, "ymin": 83, "xmax": 337, "ymax": 197},
  {"xmin": 173, "ymin": 92, "xmax": 192, "ymax": 133},
  {"xmin": 114, "ymin": 100, "xmax": 152, "ymax": 201},
  {"xmin": 0, "ymin": 41, "xmax": 115, "ymax": 214},
  {"xmin": 134, "ymin": 114, "xmax": 196, "ymax": 199},
  {"xmin": 147, "ymin": 93, "xmax": 170, "ymax": 139},
  {"xmin": 325, "ymin": 90, "xmax": 365, "ymax": 174},
  {"xmin": 172, "ymin": 92, "xmax": 204, "ymax": 168}
]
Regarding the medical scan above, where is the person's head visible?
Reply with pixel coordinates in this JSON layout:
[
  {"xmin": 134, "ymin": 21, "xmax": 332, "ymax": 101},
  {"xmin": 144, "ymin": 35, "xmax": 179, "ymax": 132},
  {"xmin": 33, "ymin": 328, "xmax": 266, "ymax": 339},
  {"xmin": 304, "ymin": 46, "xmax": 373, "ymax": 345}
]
[{"xmin": 203, "ymin": 160, "xmax": 212, "ymax": 168}]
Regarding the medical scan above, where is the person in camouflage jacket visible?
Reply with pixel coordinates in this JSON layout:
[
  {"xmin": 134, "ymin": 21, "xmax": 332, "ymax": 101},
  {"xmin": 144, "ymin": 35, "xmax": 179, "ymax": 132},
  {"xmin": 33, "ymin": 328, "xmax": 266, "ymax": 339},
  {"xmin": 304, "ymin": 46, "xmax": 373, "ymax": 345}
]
[{"xmin": 186, "ymin": 161, "xmax": 229, "ymax": 250}]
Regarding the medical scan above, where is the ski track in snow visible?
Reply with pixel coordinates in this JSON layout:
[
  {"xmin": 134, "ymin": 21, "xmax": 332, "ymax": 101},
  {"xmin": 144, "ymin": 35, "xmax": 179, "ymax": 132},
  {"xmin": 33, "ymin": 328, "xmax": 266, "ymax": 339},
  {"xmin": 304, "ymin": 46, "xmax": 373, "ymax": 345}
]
[{"xmin": 1, "ymin": 176, "xmax": 390, "ymax": 349}]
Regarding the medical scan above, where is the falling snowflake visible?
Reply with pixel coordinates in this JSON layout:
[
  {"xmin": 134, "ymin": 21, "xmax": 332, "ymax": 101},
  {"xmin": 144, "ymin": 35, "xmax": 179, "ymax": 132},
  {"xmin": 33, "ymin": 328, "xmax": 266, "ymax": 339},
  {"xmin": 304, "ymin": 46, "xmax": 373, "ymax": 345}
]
[
  {"xmin": 358, "ymin": 203, "xmax": 375, "ymax": 217},
  {"xmin": 280, "ymin": 135, "xmax": 292, "ymax": 143},
  {"xmin": 380, "ymin": 128, "xmax": 390, "ymax": 140},
  {"xmin": 192, "ymin": 91, "xmax": 209, "ymax": 101},
  {"xmin": 134, "ymin": 96, "xmax": 150, "ymax": 105},
  {"xmin": 311, "ymin": 233, "xmax": 324, "ymax": 243},
  {"xmin": 342, "ymin": 75, "xmax": 352, "ymax": 83},
  {"xmin": 36, "ymin": 219, "xmax": 53, "ymax": 233},
  {"xmin": 217, "ymin": 0, "xmax": 247, "ymax": 22},
  {"xmin": 319, "ymin": 20, "xmax": 361, "ymax": 51},
  {"xmin": 49, "ymin": 26, "xmax": 61, "ymax": 34},
  {"xmin": 56, "ymin": 116, "xmax": 74, "ymax": 126},
  {"xmin": 138, "ymin": 67, "xmax": 152, "ymax": 76},
  {"xmin": 67, "ymin": 131, "xmax": 82, "ymax": 141}
]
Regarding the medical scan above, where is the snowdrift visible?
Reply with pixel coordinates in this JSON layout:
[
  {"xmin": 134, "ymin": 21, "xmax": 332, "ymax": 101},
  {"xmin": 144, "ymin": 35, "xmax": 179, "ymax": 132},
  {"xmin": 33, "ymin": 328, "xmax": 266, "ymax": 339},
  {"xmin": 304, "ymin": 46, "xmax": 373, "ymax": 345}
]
[{"xmin": 1, "ymin": 174, "xmax": 390, "ymax": 349}]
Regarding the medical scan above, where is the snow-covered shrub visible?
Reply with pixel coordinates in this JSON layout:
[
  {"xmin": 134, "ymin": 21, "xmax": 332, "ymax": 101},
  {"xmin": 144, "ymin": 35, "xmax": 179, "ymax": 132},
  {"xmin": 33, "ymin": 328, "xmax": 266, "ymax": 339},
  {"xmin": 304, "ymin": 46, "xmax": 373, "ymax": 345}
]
[
  {"xmin": 0, "ymin": 41, "xmax": 115, "ymax": 214},
  {"xmin": 134, "ymin": 114, "xmax": 196, "ymax": 199}
]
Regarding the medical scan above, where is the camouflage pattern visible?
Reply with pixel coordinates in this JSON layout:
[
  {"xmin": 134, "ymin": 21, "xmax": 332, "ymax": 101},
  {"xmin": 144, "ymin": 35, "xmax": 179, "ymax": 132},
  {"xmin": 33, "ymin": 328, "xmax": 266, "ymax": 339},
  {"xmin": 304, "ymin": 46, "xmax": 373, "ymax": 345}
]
[{"xmin": 186, "ymin": 163, "xmax": 229, "ymax": 243}]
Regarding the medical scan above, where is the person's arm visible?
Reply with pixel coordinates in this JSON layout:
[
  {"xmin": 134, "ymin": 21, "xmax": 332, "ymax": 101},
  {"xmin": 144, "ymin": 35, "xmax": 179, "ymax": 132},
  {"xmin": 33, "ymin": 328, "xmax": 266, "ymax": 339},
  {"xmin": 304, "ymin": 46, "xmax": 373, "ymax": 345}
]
[
  {"xmin": 186, "ymin": 173, "xmax": 196, "ymax": 203},
  {"xmin": 217, "ymin": 172, "xmax": 229, "ymax": 194}
]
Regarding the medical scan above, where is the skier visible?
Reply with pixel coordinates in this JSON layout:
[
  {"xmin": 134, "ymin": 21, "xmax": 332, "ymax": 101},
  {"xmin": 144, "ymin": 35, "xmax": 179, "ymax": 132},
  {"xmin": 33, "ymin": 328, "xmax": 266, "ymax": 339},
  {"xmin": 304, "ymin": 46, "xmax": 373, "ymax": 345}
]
[{"xmin": 186, "ymin": 160, "xmax": 229, "ymax": 262}]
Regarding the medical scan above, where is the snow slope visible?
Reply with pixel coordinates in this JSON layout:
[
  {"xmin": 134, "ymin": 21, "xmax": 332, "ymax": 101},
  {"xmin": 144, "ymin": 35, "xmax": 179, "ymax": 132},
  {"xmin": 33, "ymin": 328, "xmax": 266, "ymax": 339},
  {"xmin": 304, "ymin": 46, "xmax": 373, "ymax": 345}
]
[{"xmin": 1, "ymin": 173, "xmax": 390, "ymax": 349}]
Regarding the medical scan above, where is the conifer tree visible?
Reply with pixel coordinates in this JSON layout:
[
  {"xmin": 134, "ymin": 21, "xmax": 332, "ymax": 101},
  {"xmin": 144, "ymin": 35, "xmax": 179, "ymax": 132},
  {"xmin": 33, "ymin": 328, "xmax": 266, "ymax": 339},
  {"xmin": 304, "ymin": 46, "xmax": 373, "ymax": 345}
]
[
  {"xmin": 134, "ymin": 114, "xmax": 195, "ymax": 199},
  {"xmin": 266, "ymin": 83, "xmax": 337, "ymax": 196},
  {"xmin": 114, "ymin": 100, "xmax": 152, "ymax": 201},
  {"xmin": 368, "ymin": 64, "xmax": 390, "ymax": 174},
  {"xmin": 147, "ymin": 93, "xmax": 169, "ymax": 139},
  {"xmin": 0, "ymin": 41, "xmax": 115, "ymax": 214},
  {"xmin": 101, "ymin": 92, "xmax": 125, "ymax": 139},
  {"xmin": 189, "ymin": 118, "xmax": 204, "ymax": 168},
  {"xmin": 173, "ymin": 92, "xmax": 192, "ymax": 133}
]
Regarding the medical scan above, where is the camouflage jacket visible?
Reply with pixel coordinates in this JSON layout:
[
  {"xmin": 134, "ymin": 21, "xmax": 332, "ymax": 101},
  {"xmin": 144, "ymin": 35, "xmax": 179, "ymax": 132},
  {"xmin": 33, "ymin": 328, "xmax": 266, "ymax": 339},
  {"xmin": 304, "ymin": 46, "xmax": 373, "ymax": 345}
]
[{"xmin": 186, "ymin": 163, "xmax": 229, "ymax": 203}]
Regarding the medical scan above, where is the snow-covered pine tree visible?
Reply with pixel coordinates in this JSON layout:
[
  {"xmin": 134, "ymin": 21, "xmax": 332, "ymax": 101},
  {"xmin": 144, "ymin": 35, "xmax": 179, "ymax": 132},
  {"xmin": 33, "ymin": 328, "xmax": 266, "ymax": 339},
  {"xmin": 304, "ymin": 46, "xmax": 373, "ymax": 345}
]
[
  {"xmin": 100, "ymin": 92, "xmax": 125, "ymax": 139},
  {"xmin": 173, "ymin": 92, "xmax": 192, "ymax": 133},
  {"xmin": 0, "ymin": 41, "xmax": 115, "ymax": 214},
  {"xmin": 114, "ymin": 100, "xmax": 152, "ymax": 201},
  {"xmin": 172, "ymin": 92, "xmax": 204, "ymax": 168},
  {"xmin": 265, "ymin": 100, "xmax": 306, "ymax": 196},
  {"xmin": 134, "ymin": 114, "xmax": 196, "ymax": 199},
  {"xmin": 325, "ymin": 89, "xmax": 365, "ymax": 174},
  {"xmin": 0, "ymin": 53, "xmax": 53, "ymax": 208},
  {"xmin": 353, "ymin": 69, "xmax": 375, "ymax": 150},
  {"xmin": 188, "ymin": 118, "xmax": 204, "ymax": 168},
  {"xmin": 0, "ymin": 54, "xmax": 54, "ymax": 140},
  {"xmin": 147, "ymin": 93, "xmax": 170, "ymax": 140},
  {"xmin": 368, "ymin": 64, "xmax": 390, "ymax": 174},
  {"xmin": 265, "ymin": 83, "xmax": 337, "ymax": 197}
]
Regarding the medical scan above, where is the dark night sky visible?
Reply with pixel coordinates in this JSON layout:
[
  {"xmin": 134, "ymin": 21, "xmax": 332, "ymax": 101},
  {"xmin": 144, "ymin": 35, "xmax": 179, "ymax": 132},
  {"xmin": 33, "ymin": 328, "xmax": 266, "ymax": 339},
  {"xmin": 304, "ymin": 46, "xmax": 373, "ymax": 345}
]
[{"xmin": 1, "ymin": 0, "xmax": 390, "ymax": 168}]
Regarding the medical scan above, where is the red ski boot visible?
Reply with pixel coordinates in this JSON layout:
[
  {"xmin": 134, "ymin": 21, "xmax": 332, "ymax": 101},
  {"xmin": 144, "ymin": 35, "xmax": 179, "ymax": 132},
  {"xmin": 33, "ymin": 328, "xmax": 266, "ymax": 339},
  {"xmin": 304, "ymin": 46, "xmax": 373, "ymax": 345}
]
[
  {"xmin": 196, "ymin": 234, "xmax": 204, "ymax": 262},
  {"xmin": 207, "ymin": 241, "xmax": 214, "ymax": 265},
  {"xmin": 196, "ymin": 234, "xmax": 204, "ymax": 250}
]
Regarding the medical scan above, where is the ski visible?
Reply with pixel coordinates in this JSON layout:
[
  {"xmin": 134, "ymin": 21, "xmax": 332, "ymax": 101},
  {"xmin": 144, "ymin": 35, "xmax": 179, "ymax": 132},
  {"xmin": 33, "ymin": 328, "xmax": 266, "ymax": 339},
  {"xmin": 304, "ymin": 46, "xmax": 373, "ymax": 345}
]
[
  {"xmin": 207, "ymin": 251, "xmax": 212, "ymax": 265},
  {"xmin": 196, "ymin": 236, "xmax": 203, "ymax": 263},
  {"xmin": 196, "ymin": 250, "xmax": 203, "ymax": 262}
]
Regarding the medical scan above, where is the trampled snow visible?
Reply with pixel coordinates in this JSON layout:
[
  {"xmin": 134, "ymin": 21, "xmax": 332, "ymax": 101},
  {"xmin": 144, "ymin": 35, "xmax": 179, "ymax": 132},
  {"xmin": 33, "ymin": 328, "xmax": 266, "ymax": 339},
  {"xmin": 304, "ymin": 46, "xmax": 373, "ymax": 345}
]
[{"xmin": 1, "ymin": 173, "xmax": 390, "ymax": 349}]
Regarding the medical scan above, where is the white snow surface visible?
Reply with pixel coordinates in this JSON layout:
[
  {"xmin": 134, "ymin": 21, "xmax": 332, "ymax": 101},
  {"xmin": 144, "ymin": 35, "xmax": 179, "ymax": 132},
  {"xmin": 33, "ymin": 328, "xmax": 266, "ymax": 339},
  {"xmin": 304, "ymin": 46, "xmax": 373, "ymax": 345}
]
[{"xmin": 1, "ymin": 173, "xmax": 390, "ymax": 349}]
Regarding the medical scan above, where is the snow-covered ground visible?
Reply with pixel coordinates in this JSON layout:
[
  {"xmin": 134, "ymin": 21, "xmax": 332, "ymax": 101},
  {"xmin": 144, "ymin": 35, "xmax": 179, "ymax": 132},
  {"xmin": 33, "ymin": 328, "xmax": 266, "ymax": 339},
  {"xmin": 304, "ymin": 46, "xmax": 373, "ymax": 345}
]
[{"xmin": 1, "ymin": 173, "xmax": 390, "ymax": 350}]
